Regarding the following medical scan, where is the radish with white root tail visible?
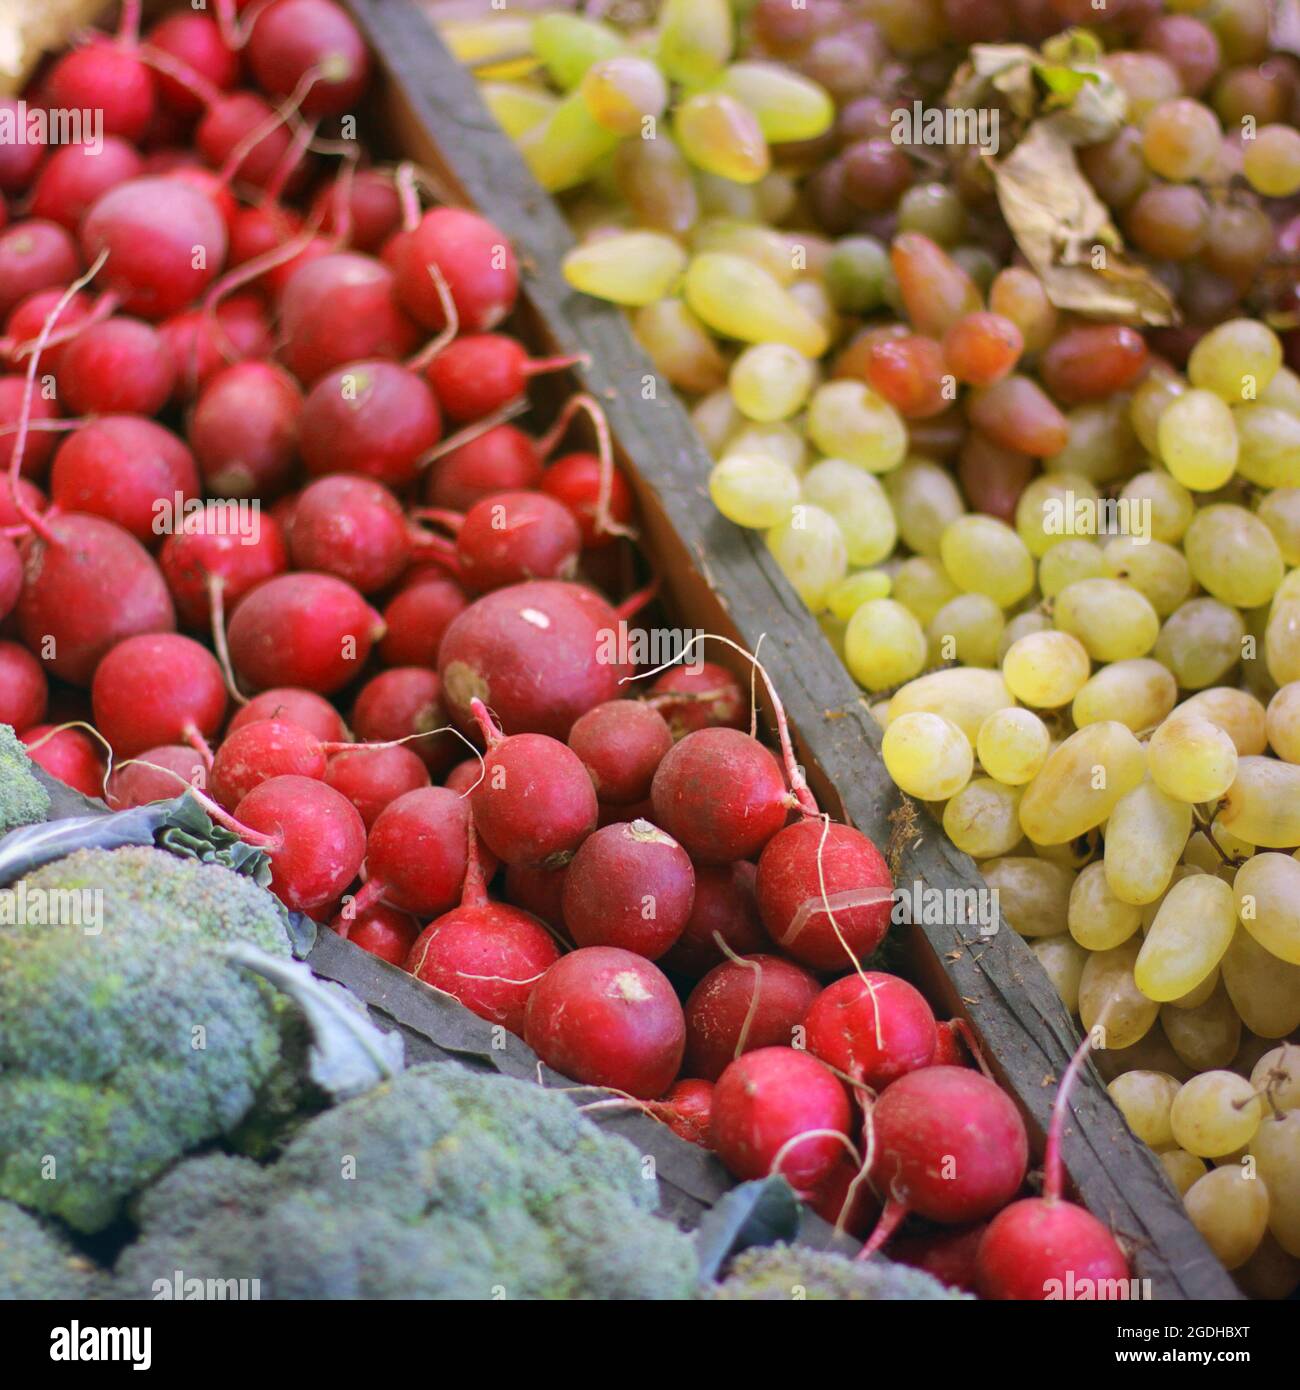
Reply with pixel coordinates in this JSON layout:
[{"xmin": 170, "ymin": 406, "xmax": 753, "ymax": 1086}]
[
  {"xmin": 803, "ymin": 971, "xmax": 939, "ymax": 1091},
  {"xmin": 683, "ymin": 953, "xmax": 821, "ymax": 1082}
]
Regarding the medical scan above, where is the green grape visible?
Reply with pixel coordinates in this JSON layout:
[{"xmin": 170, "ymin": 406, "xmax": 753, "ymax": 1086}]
[
  {"xmin": 1046, "ymin": 398, "xmax": 1144, "ymax": 486},
  {"xmin": 976, "ymin": 707, "xmax": 1051, "ymax": 786},
  {"xmin": 888, "ymin": 667, "xmax": 1014, "ymax": 743},
  {"xmin": 950, "ymin": 245, "xmax": 999, "ymax": 295},
  {"xmin": 634, "ymin": 298, "xmax": 728, "ymax": 396},
  {"xmin": 765, "ymin": 504, "xmax": 846, "ymax": 611},
  {"xmin": 1221, "ymin": 928, "xmax": 1300, "ymax": 1039},
  {"xmin": 1141, "ymin": 98, "xmax": 1222, "ymax": 182},
  {"xmin": 1266, "ymin": 683, "xmax": 1300, "ymax": 763},
  {"xmin": 1267, "ymin": 569, "xmax": 1300, "ymax": 686},
  {"xmin": 1072, "ymin": 659, "xmax": 1178, "ymax": 734},
  {"xmin": 1259, "ymin": 365, "xmax": 1300, "ymax": 414},
  {"xmin": 1040, "ymin": 539, "xmax": 1107, "ymax": 600},
  {"xmin": 996, "ymin": 610, "xmax": 1053, "ymax": 663},
  {"xmin": 981, "ymin": 857, "xmax": 1074, "ymax": 939},
  {"xmin": 1001, "ymin": 630, "xmax": 1091, "ymax": 709},
  {"xmin": 532, "ymin": 13, "xmax": 624, "ymax": 90},
  {"xmin": 891, "ymin": 555, "xmax": 959, "ymax": 625},
  {"xmin": 611, "ymin": 136, "xmax": 698, "ymax": 237},
  {"xmin": 883, "ymin": 458, "xmax": 966, "ymax": 558},
  {"xmin": 1161, "ymin": 1149, "xmax": 1209, "ymax": 1197},
  {"xmin": 692, "ymin": 388, "xmax": 741, "ymax": 454},
  {"xmin": 1158, "ymin": 389, "xmax": 1239, "ymax": 491},
  {"xmin": 1233, "ymin": 404, "xmax": 1300, "ymax": 488},
  {"xmin": 1188, "ymin": 318, "xmax": 1283, "ymax": 402},
  {"xmin": 897, "ymin": 182, "xmax": 968, "ymax": 245},
  {"xmin": 1054, "ymin": 578, "xmax": 1160, "ymax": 662},
  {"xmin": 1147, "ymin": 714, "xmax": 1239, "ymax": 804},
  {"xmin": 1171, "ymin": 1070, "xmax": 1263, "ymax": 1158},
  {"xmin": 880, "ymin": 710, "xmax": 973, "ymax": 800},
  {"xmin": 1069, "ymin": 861, "xmax": 1143, "ymax": 951},
  {"xmin": 1154, "ymin": 597, "xmax": 1246, "ymax": 690},
  {"xmin": 1130, "ymin": 372, "xmax": 1189, "ymax": 457},
  {"xmin": 685, "ymin": 253, "xmax": 828, "ymax": 357},
  {"xmin": 806, "ymin": 381, "xmax": 908, "ymax": 474},
  {"xmin": 675, "ymin": 93, "xmax": 770, "ymax": 184},
  {"xmin": 728, "ymin": 343, "xmax": 816, "ymax": 423},
  {"xmin": 943, "ymin": 778, "xmax": 1024, "ymax": 859},
  {"xmin": 580, "ymin": 56, "xmax": 668, "ymax": 135},
  {"xmin": 1185, "ymin": 1166, "xmax": 1271, "ymax": 1270},
  {"xmin": 1243, "ymin": 123, "xmax": 1300, "ymax": 198},
  {"xmin": 1252, "ymin": 1045, "xmax": 1300, "ymax": 1113},
  {"xmin": 825, "ymin": 236, "xmax": 889, "ymax": 315},
  {"xmin": 1136, "ymin": 874, "xmax": 1237, "ymax": 1003},
  {"xmin": 786, "ymin": 280, "xmax": 838, "ymax": 347},
  {"xmin": 826, "ymin": 569, "xmax": 891, "ymax": 621},
  {"xmin": 563, "ymin": 232, "xmax": 687, "ymax": 306},
  {"xmin": 727, "ymin": 420, "xmax": 807, "ymax": 472},
  {"xmin": 1013, "ymin": 471, "xmax": 1100, "ymax": 559},
  {"xmin": 1233, "ymin": 850, "xmax": 1300, "ymax": 961},
  {"xmin": 1163, "ymin": 980, "xmax": 1242, "ymax": 1071},
  {"xmin": 1254, "ymin": 1112, "xmax": 1300, "ymax": 1257},
  {"xmin": 1031, "ymin": 934, "xmax": 1089, "ymax": 1013},
  {"xmin": 716, "ymin": 61, "xmax": 835, "ymax": 143},
  {"xmin": 939, "ymin": 516, "xmax": 1035, "ymax": 610},
  {"xmin": 1105, "ymin": 778, "xmax": 1194, "ymax": 907},
  {"xmin": 520, "ymin": 91, "xmax": 621, "ymax": 192},
  {"xmin": 1020, "ymin": 721, "xmax": 1147, "ymax": 846},
  {"xmin": 1102, "ymin": 538, "xmax": 1193, "ymax": 618},
  {"xmin": 1079, "ymin": 938, "xmax": 1160, "ymax": 1049},
  {"xmin": 801, "ymin": 459, "xmax": 896, "ymax": 565},
  {"xmin": 1108, "ymin": 1070, "xmax": 1183, "ymax": 1148},
  {"xmin": 708, "ymin": 454, "xmax": 799, "ymax": 529},
  {"xmin": 1184, "ymin": 504, "xmax": 1284, "ymax": 610},
  {"xmin": 692, "ymin": 219, "xmax": 798, "ymax": 285},
  {"xmin": 1180, "ymin": 688, "xmax": 1268, "ymax": 756},
  {"xmin": 657, "ymin": 0, "xmax": 732, "ymax": 86},
  {"xmin": 1167, "ymin": 968, "xmax": 1221, "ymax": 1011},
  {"xmin": 1036, "ymin": 830, "xmax": 1104, "ymax": 873},
  {"xmin": 844, "ymin": 598, "xmax": 928, "ymax": 692},
  {"xmin": 1119, "ymin": 469, "xmax": 1196, "ymax": 544},
  {"xmin": 695, "ymin": 169, "xmax": 761, "ymax": 221},
  {"xmin": 481, "ymin": 81, "xmax": 560, "ymax": 139},
  {"xmin": 1256, "ymin": 488, "xmax": 1300, "ymax": 566},
  {"xmin": 927, "ymin": 593, "xmax": 1004, "ymax": 668}
]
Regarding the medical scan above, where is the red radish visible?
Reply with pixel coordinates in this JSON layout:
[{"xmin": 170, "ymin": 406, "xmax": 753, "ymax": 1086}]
[
  {"xmin": 562, "ymin": 819, "xmax": 695, "ymax": 959},
  {"xmin": 349, "ymin": 785, "xmax": 473, "ymax": 919},
  {"xmin": 756, "ymin": 819, "xmax": 893, "ymax": 971},
  {"xmin": 0, "ymin": 376, "xmax": 62, "ymax": 478},
  {"xmin": 393, "ymin": 207, "xmax": 518, "ymax": 333},
  {"xmin": 974, "ymin": 1034, "xmax": 1130, "ymax": 1300},
  {"xmin": 427, "ymin": 334, "xmax": 584, "ymax": 423},
  {"xmin": 804, "ymin": 972, "xmax": 937, "ymax": 1090},
  {"xmin": 0, "ymin": 640, "xmax": 48, "ymax": 729},
  {"xmin": 406, "ymin": 822, "xmax": 560, "ymax": 1035},
  {"xmin": 145, "ymin": 12, "xmax": 240, "ymax": 116},
  {"xmin": 422, "ymin": 490, "xmax": 582, "ymax": 592},
  {"xmin": 44, "ymin": 37, "xmax": 156, "ymax": 144},
  {"xmin": 661, "ymin": 861, "xmax": 769, "ymax": 977},
  {"xmin": 347, "ymin": 902, "xmax": 420, "ymax": 966},
  {"xmin": 0, "ymin": 533, "xmax": 19, "ymax": 617},
  {"xmin": 0, "ymin": 99, "xmax": 45, "ymax": 194},
  {"xmin": 684, "ymin": 953, "xmax": 820, "ymax": 1081},
  {"xmin": 426, "ymin": 424, "xmax": 542, "ymax": 511},
  {"xmin": 189, "ymin": 361, "xmax": 302, "ymax": 498},
  {"xmin": 933, "ymin": 1018, "xmax": 973, "ymax": 1068},
  {"xmin": 649, "ymin": 661, "xmax": 748, "ymax": 739},
  {"xmin": 443, "ymin": 757, "xmax": 484, "ymax": 796},
  {"xmin": 56, "ymin": 318, "xmax": 175, "ymax": 416},
  {"xmin": 811, "ymin": 1156, "xmax": 882, "ymax": 1238},
  {"xmin": 235, "ymin": 774, "xmax": 367, "ymax": 914},
  {"xmin": 263, "ymin": 236, "xmax": 334, "ymax": 298},
  {"xmin": 541, "ymin": 452, "xmax": 636, "ymax": 551},
  {"xmin": 567, "ymin": 700, "xmax": 672, "ymax": 805},
  {"xmin": 4, "ymin": 289, "xmax": 92, "ymax": 374},
  {"xmin": 228, "ymin": 203, "xmax": 302, "ymax": 275},
  {"xmin": 278, "ymin": 253, "xmax": 419, "ymax": 385},
  {"xmin": 159, "ymin": 295, "xmax": 273, "ymax": 400},
  {"xmin": 299, "ymin": 360, "xmax": 440, "ymax": 487},
  {"xmin": 864, "ymin": 1066, "xmax": 1029, "ymax": 1252},
  {"xmin": 105, "ymin": 743, "xmax": 208, "ymax": 808},
  {"xmin": 49, "ymin": 415, "xmax": 199, "ymax": 546},
  {"xmin": 309, "ymin": 169, "xmax": 402, "ymax": 252},
  {"xmin": 159, "ymin": 502, "xmax": 288, "ymax": 629},
  {"xmin": 246, "ymin": 0, "xmax": 371, "ymax": 117},
  {"xmin": 893, "ymin": 1224, "xmax": 988, "ymax": 1295},
  {"xmin": 524, "ymin": 945, "xmax": 685, "ymax": 1099},
  {"xmin": 210, "ymin": 719, "xmax": 327, "ymax": 808},
  {"xmin": 20, "ymin": 724, "xmax": 104, "ymax": 798},
  {"xmin": 17, "ymin": 514, "xmax": 175, "ymax": 686},
  {"xmin": 90, "ymin": 633, "xmax": 225, "ymax": 759},
  {"xmin": 378, "ymin": 576, "xmax": 468, "ymax": 669},
  {"xmin": 504, "ymin": 861, "xmax": 567, "ymax": 930},
  {"xmin": 289, "ymin": 474, "xmax": 412, "ymax": 594},
  {"xmin": 351, "ymin": 667, "xmax": 452, "ymax": 774},
  {"xmin": 468, "ymin": 697, "xmax": 597, "ymax": 868},
  {"xmin": 164, "ymin": 169, "xmax": 239, "ymax": 230},
  {"xmin": 226, "ymin": 572, "xmax": 383, "ymax": 693},
  {"xmin": 711, "ymin": 1047, "xmax": 852, "ymax": 1190},
  {"xmin": 650, "ymin": 1078, "xmax": 714, "ymax": 1148},
  {"xmin": 228, "ymin": 686, "xmax": 347, "ymax": 743},
  {"xmin": 195, "ymin": 92, "xmax": 294, "ymax": 190},
  {"xmin": 324, "ymin": 744, "xmax": 431, "ymax": 829},
  {"xmin": 0, "ymin": 476, "xmax": 45, "ymax": 529},
  {"xmin": 0, "ymin": 220, "xmax": 80, "ymax": 320},
  {"xmin": 29, "ymin": 139, "xmax": 145, "ymax": 232},
  {"xmin": 81, "ymin": 177, "xmax": 228, "ymax": 319}
]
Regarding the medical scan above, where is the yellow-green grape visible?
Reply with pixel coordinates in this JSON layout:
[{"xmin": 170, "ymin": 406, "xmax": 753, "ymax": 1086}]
[
  {"xmin": 563, "ymin": 232, "xmax": 687, "ymax": 307},
  {"xmin": 1254, "ymin": 1112, "xmax": 1300, "ymax": 1256},
  {"xmin": 716, "ymin": 61, "xmax": 835, "ymax": 143},
  {"xmin": 787, "ymin": 280, "xmax": 839, "ymax": 347},
  {"xmin": 579, "ymin": 56, "xmax": 668, "ymax": 135},
  {"xmin": 1019, "ymin": 721, "xmax": 1147, "ymax": 846},
  {"xmin": 825, "ymin": 236, "xmax": 890, "ymax": 316},
  {"xmin": 1183, "ymin": 505, "xmax": 1284, "ymax": 610},
  {"xmin": 981, "ymin": 857, "xmax": 1074, "ymax": 939},
  {"xmin": 1039, "ymin": 539, "xmax": 1107, "ymax": 600},
  {"xmin": 1031, "ymin": 934, "xmax": 1089, "ymax": 1013},
  {"xmin": 889, "ymin": 667, "xmax": 1014, "ymax": 743},
  {"xmin": 685, "ymin": 253, "xmax": 828, "ymax": 358},
  {"xmin": 1079, "ymin": 939, "xmax": 1160, "ymax": 1049},
  {"xmin": 1188, "ymin": 318, "xmax": 1284, "ymax": 403},
  {"xmin": 1234, "ymin": 850, "xmax": 1300, "ymax": 962},
  {"xmin": 1054, "ymin": 578, "xmax": 1160, "ymax": 662},
  {"xmin": 1142, "ymin": 97, "xmax": 1221, "ymax": 181},
  {"xmin": 1162, "ymin": 1148, "xmax": 1209, "ymax": 1197},
  {"xmin": 765, "ymin": 504, "xmax": 846, "ymax": 611},
  {"xmin": 927, "ymin": 593, "xmax": 1004, "ymax": 668},
  {"xmin": 1102, "ymin": 538, "xmax": 1192, "ymax": 618},
  {"xmin": 939, "ymin": 516, "xmax": 1035, "ymax": 610},
  {"xmin": 1168, "ymin": 968, "xmax": 1221, "ymax": 1011},
  {"xmin": 692, "ymin": 219, "xmax": 798, "ymax": 285},
  {"xmin": 1180, "ymin": 687, "xmax": 1269, "ymax": 756},
  {"xmin": 708, "ymin": 455, "xmax": 799, "ymax": 529},
  {"xmin": 1157, "ymin": 389, "xmax": 1239, "ymax": 491},
  {"xmin": 1001, "ymin": 630, "xmax": 1090, "ymax": 709},
  {"xmin": 891, "ymin": 556, "xmax": 959, "ymax": 625},
  {"xmin": 1235, "ymin": 1232, "xmax": 1300, "ymax": 1299},
  {"xmin": 728, "ymin": 344, "xmax": 815, "ymax": 423},
  {"xmin": 1155, "ymin": 598, "xmax": 1246, "ymax": 690},
  {"xmin": 520, "ymin": 92, "xmax": 621, "ymax": 192},
  {"xmin": 827, "ymin": 569, "xmax": 891, "ymax": 621},
  {"xmin": 1253, "ymin": 1045, "xmax": 1300, "ymax": 1114},
  {"xmin": 1225, "ymin": 764, "xmax": 1300, "ymax": 855},
  {"xmin": 1013, "ymin": 472, "xmax": 1100, "ymax": 558},
  {"xmin": 883, "ymin": 458, "xmax": 966, "ymax": 557},
  {"xmin": 1072, "ymin": 659, "xmax": 1178, "ymax": 734},
  {"xmin": 692, "ymin": 388, "xmax": 740, "ymax": 455},
  {"xmin": 1267, "ymin": 569, "xmax": 1300, "ymax": 687},
  {"xmin": 1256, "ymin": 489, "xmax": 1300, "ymax": 566},
  {"xmin": 976, "ymin": 707, "xmax": 1051, "ymax": 786},
  {"xmin": 1130, "ymin": 372, "xmax": 1189, "ymax": 457},
  {"xmin": 1108, "ymin": 1070, "xmax": 1183, "ymax": 1148},
  {"xmin": 844, "ymin": 599, "xmax": 927, "ymax": 693},
  {"xmin": 806, "ymin": 381, "xmax": 907, "ymax": 475},
  {"xmin": 1036, "ymin": 830, "xmax": 1103, "ymax": 872},
  {"xmin": 531, "ymin": 13, "xmax": 624, "ymax": 90},
  {"xmin": 996, "ymin": 610, "xmax": 1053, "ymax": 662},
  {"xmin": 1261, "ymin": 365, "xmax": 1300, "ymax": 413},
  {"xmin": 727, "ymin": 420, "xmax": 807, "ymax": 472},
  {"xmin": 1136, "ymin": 874, "xmax": 1237, "ymax": 1002},
  {"xmin": 657, "ymin": 0, "xmax": 731, "ymax": 85},
  {"xmin": 634, "ymin": 299, "xmax": 728, "ymax": 395},
  {"xmin": 1147, "ymin": 714, "xmax": 1239, "ymax": 804},
  {"xmin": 675, "ymin": 93, "xmax": 769, "ymax": 184},
  {"xmin": 1119, "ymin": 468, "xmax": 1196, "ymax": 544},
  {"xmin": 1242, "ymin": 122, "xmax": 1300, "ymax": 198},
  {"xmin": 481, "ymin": 81, "xmax": 559, "ymax": 139},
  {"xmin": 1047, "ymin": 397, "xmax": 1145, "ymax": 485},
  {"xmin": 1266, "ymin": 682, "xmax": 1300, "ymax": 763},
  {"xmin": 1171, "ymin": 1070, "xmax": 1263, "ymax": 1159},
  {"xmin": 612, "ymin": 137, "xmax": 698, "ymax": 237},
  {"xmin": 1184, "ymin": 1166, "xmax": 1271, "ymax": 1269},
  {"xmin": 1221, "ymin": 929, "xmax": 1300, "ymax": 1039},
  {"xmin": 880, "ymin": 711, "xmax": 973, "ymax": 800},
  {"xmin": 801, "ymin": 459, "xmax": 896, "ymax": 567},
  {"xmin": 1069, "ymin": 861, "xmax": 1142, "ymax": 951},
  {"xmin": 1162, "ymin": 982, "xmax": 1243, "ymax": 1071},
  {"xmin": 942, "ymin": 778, "xmax": 1024, "ymax": 859},
  {"xmin": 1234, "ymin": 404, "xmax": 1300, "ymax": 488}
]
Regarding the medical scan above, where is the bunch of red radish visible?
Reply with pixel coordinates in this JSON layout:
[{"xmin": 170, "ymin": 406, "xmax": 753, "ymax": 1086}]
[{"xmin": 0, "ymin": 0, "xmax": 1129, "ymax": 1300}]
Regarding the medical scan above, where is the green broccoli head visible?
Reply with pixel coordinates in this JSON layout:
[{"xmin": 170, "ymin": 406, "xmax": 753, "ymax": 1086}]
[
  {"xmin": 0, "ymin": 847, "xmax": 299, "ymax": 1233},
  {"xmin": 0, "ymin": 1200, "xmax": 104, "ymax": 1301},
  {"xmin": 703, "ymin": 1245, "xmax": 972, "ymax": 1301},
  {"xmin": 113, "ymin": 1063, "xmax": 700, "ymax": 1300},
  {"xmin": 0, "ymin": 724, "xmax": 50, "ymax": 835}
]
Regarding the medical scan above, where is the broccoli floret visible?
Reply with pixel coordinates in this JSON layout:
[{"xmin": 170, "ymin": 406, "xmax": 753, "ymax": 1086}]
[
  {"xmin": 0, "ymin": 1200, "xmax": 104, "ymax": 1300},
  {"xmin": 0, "ymin": 847, "xmax": 301, "ymax": 1233},
  {"xmin": 703, "ymin": 1245, "xmax": 973, "ymax": 1301},
  {"xmin": 113, "ymin": 1063, "xmax": 699, "ymax": 1300},
  {"xmin": 0, "ymin": 724, "xmax": 50, "ymax": 834}
]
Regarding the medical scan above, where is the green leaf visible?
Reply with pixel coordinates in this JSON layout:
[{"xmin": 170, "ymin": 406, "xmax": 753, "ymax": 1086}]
[
  {"xmin": 0, "ymin": 804, "xmax": 169, "ymax": 886},
  {"xmin": 693, "ymin": 1176, "xmax": 803, "ymax": 1283}
]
